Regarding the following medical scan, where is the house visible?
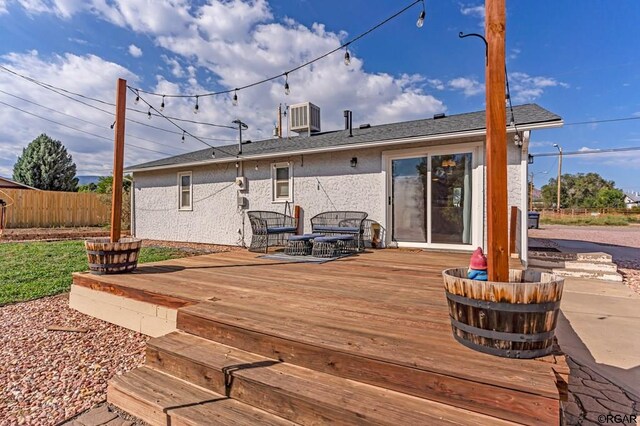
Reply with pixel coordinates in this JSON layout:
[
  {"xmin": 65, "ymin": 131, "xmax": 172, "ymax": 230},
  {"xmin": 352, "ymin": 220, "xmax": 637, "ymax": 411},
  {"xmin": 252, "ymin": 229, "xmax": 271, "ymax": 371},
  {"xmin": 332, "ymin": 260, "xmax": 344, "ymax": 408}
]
[
  {"xmin": 0, "ymin": 176, "xmax": 38, "ymax": 190},
  {"xmin": 126, "ymin": 103, "xmax": 562, "ymax": 263},
  {"xmin": 624, "ymin": 191, "xmax": 640, "ymax": 209}
]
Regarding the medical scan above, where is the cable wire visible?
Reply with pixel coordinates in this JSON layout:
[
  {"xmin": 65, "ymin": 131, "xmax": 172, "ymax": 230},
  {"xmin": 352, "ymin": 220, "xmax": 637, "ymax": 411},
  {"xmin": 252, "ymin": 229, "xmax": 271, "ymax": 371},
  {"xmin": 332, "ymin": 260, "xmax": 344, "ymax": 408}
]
[{"xmin": 130, "ymin": 0, "xmax": 423, "ymax": 99}]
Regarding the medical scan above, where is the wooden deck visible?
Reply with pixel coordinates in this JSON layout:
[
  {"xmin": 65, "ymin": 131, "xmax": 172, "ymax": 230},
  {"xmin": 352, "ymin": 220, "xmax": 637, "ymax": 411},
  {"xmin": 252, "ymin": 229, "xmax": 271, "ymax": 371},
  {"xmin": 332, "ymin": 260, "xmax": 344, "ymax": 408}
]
[{"xmin": 72, "ymin": 249, "xmax": 568, "ymax": 425}]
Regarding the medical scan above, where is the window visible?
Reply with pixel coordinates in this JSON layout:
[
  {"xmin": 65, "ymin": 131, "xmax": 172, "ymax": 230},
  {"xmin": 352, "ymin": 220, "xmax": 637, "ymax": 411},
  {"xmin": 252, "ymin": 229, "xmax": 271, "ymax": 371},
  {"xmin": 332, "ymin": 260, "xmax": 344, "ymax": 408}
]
[
  {"xmin": 177, "ymin": 171, "xmax": 192, "ymax": 210},
  {"xmin": 272, "ymin": 162, "xmax": 292, "ymax": 202}
]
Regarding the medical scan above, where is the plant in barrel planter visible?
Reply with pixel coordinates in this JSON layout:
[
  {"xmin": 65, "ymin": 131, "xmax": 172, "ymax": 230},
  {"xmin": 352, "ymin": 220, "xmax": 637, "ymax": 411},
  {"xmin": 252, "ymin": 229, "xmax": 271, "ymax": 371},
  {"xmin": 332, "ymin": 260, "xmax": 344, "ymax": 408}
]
[{"xmin": 442, "ymin": 248, "xmax": 564, "ymax": 359}]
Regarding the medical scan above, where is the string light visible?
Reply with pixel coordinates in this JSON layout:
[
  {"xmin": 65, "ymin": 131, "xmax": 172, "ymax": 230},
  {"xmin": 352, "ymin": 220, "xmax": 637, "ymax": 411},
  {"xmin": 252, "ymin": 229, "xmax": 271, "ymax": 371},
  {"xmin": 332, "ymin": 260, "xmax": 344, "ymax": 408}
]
[
  {"xmin": 284, "ymin": 73, "xmax": 290, "ymax": 96},
  {"xmin": 255, "ymin": 162, "xmax": 258, "ymax": 171},
  {"xmin": 134, "ymin": 89, "xmax": 140, "ymax": 104},
  {"xmin": 193, "ymin": 95, "xmax": 199, "ymax": 114},
  {"xmin": 344, "ymin": 47, "xmax": 351, "ymax": 66},
  {"xmin": 147, "ymin": 107, "xmax": 152, "ymax": 120},
  {"xmin": 232, "ymin": 89, "xmax": 238, "ymax": 106},
  {"xmin": 181, "ymin": 131, "xmax": 185, "ymax": 142},
  {"xmin": 160, "ymin": 95, "xmax": 165, "ymax": 111},
  {"xmin": 126, "ymin": 0, "xmax": 424, "ymax": 103},
  {"xmin": 110, "ymin": 121, "xmax": 115, "ymax": 129},
  {"xmin": 417, "ymin": 0, "xmax": 426, "ymax": 28}
]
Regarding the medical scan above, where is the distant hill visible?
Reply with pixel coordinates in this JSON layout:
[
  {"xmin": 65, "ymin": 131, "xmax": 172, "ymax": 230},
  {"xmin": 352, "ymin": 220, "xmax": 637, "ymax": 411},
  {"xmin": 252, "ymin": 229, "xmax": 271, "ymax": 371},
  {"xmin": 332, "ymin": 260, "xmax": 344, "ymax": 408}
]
[{"xmin": 77, "ymin": 175, "xmax": 104, "ymax": 185}]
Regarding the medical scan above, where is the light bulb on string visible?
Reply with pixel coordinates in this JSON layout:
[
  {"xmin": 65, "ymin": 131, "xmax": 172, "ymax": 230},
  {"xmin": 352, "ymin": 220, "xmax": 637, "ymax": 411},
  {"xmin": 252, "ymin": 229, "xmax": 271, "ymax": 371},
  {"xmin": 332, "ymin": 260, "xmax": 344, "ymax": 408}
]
[
  {"xmin": 181, "ymin": 131, "xmax": 185, "ymax": 143},
  {"xmin": 416, "ymin": 0, "xmax": 426, "ymax": 28},
  {"xmin": 160, "ymin": 95, "xmax": 165, "ymax": 111},
  {"xmin": 147, "ymin": 107, "xmax": 152, "ymax": 120},
  {"xmin": 110, "ymin": 121, "xmax": 115, "ymax": 129},
  {"xmin": 211, "ymin": 149, "xmax": 216, "ymax": 159},
  {"xmin": 284, "ymin": 73, "xmax": 290, "ymax": 96},
  {"xmin": 134, "ymin": 90, "xmax": 140, "ymax": 105},
  {"xmin": 193, "ymin": 95, "xmax": 199, "ymax": 114},
  {"xmin": 344, "ymin": 47, "xmax": 351, "ymax": 66},
  {"xmin": 232, "ymin": 89, "xmax": 238, "ymax": 106}
]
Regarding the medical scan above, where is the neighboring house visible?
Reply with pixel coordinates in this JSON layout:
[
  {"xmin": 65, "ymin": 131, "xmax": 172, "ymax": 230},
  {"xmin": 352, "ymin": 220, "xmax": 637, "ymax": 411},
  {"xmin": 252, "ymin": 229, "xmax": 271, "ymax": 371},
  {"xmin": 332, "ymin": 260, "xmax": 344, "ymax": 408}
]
[
  {"xmin": 0, "ymin": 176, "xmax": 38, "ymax": 190},
  {"xmin": 624, "ymin": 192, "xmax": 640, "ymax": 209},
  {"xmin": 126, "ymin": 103, "xmax": 562, "ymax": 263}
]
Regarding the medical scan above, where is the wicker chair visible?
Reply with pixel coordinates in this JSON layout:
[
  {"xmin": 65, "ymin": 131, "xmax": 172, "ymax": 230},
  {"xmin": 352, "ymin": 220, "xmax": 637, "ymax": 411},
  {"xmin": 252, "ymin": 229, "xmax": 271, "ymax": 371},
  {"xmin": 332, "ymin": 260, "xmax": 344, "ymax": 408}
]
[
  {"xmin": 247, "ymin": 211, "xmax": 298, "ymax": 253},
  {"xmin": 310, "ymin": 211, "xmax": 368, "ymax": 251}
]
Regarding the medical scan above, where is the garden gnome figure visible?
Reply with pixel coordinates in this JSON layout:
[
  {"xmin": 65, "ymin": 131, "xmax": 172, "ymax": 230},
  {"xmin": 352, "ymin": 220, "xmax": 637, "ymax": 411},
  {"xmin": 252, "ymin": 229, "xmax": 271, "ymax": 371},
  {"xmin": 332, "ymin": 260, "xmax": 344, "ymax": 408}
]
[{"xmin": 468, "ymin": 247, "xmax": 488, "ymax": 281}]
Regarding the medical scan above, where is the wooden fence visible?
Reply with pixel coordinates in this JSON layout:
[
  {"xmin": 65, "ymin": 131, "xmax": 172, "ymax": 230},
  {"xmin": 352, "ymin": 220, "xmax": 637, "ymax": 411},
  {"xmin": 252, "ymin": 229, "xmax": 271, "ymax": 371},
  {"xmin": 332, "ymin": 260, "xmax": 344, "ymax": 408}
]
[{"xmin": 0, "ymin": 188, "xmax": 110, "ymax": 228}]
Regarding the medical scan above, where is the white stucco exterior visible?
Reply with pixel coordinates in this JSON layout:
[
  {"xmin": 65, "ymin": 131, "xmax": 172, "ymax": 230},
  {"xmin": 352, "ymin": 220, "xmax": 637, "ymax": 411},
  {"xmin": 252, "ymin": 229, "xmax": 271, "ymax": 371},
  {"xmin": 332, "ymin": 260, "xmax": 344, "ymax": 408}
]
[{"xmin": 132, "ymin": 133, "xmax": 528, "ymax": 255}]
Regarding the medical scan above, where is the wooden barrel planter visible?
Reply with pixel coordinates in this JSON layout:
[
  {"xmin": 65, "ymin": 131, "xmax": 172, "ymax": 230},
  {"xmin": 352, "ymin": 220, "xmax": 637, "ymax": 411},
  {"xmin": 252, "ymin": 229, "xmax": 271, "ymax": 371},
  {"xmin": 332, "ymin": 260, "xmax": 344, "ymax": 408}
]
[
  {"xmin": 442, "ymin": 268, "xmax": 564, "ymax": 359},
  {"xmin": 85, "ymin": 238, "xmax": 142, "ymax": 275}
]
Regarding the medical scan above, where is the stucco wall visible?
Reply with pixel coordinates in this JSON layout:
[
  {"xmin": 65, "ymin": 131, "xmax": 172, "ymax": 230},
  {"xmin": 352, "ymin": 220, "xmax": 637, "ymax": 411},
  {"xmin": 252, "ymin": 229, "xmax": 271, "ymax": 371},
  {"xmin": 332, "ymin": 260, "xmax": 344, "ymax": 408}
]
[{"xmin": 133, "ymin": 135, "xmax": 525, "ymax": 250}]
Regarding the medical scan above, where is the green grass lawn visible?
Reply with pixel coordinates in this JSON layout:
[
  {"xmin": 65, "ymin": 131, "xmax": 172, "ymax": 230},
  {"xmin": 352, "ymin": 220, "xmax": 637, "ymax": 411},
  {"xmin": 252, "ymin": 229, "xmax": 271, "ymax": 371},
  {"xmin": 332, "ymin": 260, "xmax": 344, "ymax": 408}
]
[{"xmin": 0, "ymin": 240, "xmax": 189, "ymax": 306}]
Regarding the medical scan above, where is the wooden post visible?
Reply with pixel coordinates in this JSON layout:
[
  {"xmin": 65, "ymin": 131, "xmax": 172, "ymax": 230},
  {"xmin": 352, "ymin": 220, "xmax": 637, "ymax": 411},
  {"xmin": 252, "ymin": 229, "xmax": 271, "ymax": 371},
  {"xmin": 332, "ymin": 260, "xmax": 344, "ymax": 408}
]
[
  {"xmin": 294, "ymin": 205, "xmax": 302, "ymax": 235},
  {"xmin": 509, "ymin": 205, "xmax": 517, "ymax": 256},
  {"xmin": 485, "ymin": 0, "xmax": 509, "ymax": 282},
  {"xmin": 110, "ymin": 78, "xmax": 127, "ymax": 243}
]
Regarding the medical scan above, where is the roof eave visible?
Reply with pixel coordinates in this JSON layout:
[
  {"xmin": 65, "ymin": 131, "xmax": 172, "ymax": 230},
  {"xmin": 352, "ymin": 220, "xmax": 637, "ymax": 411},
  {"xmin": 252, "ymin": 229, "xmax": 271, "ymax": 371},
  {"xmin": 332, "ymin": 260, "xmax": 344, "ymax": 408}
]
[{"xmin": 126, "ymin": 119, "xmax": 563, "ymax": 174}]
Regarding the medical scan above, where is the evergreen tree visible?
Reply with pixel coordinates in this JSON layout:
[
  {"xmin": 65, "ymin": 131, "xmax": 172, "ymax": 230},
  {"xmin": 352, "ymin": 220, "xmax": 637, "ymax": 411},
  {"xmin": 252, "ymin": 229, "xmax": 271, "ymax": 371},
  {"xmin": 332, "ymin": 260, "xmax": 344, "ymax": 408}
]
[{"xmin": 12, "ymin": 134, "xmax": 78, "ymax": 191}]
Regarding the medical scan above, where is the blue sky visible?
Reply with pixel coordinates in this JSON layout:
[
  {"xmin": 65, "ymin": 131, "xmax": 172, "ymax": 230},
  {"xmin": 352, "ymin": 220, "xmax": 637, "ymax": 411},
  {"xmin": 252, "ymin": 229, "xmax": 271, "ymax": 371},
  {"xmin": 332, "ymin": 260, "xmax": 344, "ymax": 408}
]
[{"xmin": 0, "ymin": 0, "xmax": 638, "ymax": 191}]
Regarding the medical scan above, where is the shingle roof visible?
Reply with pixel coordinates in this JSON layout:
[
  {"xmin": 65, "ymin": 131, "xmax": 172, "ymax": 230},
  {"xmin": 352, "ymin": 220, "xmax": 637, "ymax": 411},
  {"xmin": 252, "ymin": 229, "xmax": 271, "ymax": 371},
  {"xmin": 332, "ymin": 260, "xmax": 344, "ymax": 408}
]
[
  {"xmin": 625, "ymin": 192, "xmax": 640, "ymax": 203},
  {"xmin": 128, "ymin": 103, "xmax": 561, "ymax": 171}
]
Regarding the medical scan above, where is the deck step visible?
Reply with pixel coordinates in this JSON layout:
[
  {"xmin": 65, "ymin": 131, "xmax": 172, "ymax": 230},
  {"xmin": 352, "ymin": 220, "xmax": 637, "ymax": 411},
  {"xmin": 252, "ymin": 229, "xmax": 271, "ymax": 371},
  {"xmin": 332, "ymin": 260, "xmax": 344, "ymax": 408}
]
[
  {"xmin": 107, "ymin": 366, "xmax": 296, "ymax": 426},
  {"xmin": 146, "ymin": 331, "xmax": 514, "ymax": 426},
  {"xmin": 176, "ymin": 301, "xmax": 561, "ymax": 425}
]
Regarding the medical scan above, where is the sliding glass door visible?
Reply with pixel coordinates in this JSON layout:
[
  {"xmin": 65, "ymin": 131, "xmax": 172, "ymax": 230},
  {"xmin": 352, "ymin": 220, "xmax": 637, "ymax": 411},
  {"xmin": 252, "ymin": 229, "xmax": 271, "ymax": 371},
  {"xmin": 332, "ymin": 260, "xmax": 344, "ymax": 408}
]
[{"xmin": 389, "ymin": 150, "xmax": 474, "ymax": 248}]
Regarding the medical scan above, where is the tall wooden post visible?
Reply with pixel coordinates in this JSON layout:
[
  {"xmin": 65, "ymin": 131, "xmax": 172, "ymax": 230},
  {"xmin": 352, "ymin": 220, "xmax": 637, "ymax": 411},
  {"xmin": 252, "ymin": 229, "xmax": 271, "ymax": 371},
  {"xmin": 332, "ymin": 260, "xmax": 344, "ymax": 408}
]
[
  {"xmin": 485, "ymin": 0, "xmax": 509, "ymax": 282},
  {"xmin": 110, "ymin": 78, "xmax": 127, "ymax": 243}
]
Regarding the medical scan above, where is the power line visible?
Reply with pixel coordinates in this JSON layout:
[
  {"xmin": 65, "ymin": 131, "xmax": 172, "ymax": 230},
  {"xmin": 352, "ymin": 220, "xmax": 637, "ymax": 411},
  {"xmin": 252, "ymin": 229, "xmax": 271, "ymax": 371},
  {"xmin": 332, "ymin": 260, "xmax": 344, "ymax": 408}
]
[
  {"xmin": 563, "ymin": 116, "xmax": 640, "ymax": 126},
  {"xmin": 0, "ymin": 99, "xmax": 175, "ymax": 156},
  {"xmin": 532, "ymin": 146, "xmax": 640, "ymax": 158},
  {"xmin": 0, "ymin": 64, "xmax": 240, "ymax": 134},
  {"xmin": 0, "ymin": 88, "xmax": 193, "ymax": 153},
  {"xmin": 130, "ymin": 0, "xmax": 424, "ymax": 100}
]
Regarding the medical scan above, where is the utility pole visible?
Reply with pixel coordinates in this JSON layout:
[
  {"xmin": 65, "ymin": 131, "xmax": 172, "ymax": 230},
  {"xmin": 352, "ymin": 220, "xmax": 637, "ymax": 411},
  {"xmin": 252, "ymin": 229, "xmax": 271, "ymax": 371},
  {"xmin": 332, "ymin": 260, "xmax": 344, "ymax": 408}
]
[
  {"xmin": 529, "ymin": 171, "xmax": 547, "ymax": 211},
  {"xmin": 110, "ymin": 78, "xmax": 127, "ymax": 243},
  {"xmin": 233, "ymin": 119, "xmax": 248, "ymax": 155},
  {"xmin": 553, "ymin": 143, "xmax": 562, "ymax": 211},
  {"xmin": 485, "ymin": 0, "xmax": 508, "ymax": 282}
]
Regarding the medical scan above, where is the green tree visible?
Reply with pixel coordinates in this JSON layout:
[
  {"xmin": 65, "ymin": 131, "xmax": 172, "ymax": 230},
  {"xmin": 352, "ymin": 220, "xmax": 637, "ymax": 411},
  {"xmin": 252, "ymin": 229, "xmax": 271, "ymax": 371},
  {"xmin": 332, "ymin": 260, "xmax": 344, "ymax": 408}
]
[
  {"xmin": 541, "ymin": 172, "xmax": 620, "ymax": 208},
  {"xmin": 12, "ymin": 134, "xmax": 78, "ymax": 191},
  {"xmin": 78, "ymin": 182, "xmax": 98, "ymax": 192},
  {"xmin": 594, "ymin": 188, "xmax": 625, "ymax": 208},
  {"xmin": 95, "ymin": 175, "xmax": 132, "ymax": 194}
]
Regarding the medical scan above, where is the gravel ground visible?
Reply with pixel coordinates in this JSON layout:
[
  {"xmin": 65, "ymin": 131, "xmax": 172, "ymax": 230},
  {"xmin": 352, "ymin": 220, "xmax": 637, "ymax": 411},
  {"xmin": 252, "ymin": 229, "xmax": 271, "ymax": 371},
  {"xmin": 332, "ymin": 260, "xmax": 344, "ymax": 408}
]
[
  {"xmin": 0, "ymin": 294, "xmax": 148, "ymax": 425},
  {"xmin": 530, "ymin": 225, "xmax": 640, "ymax": 296}
]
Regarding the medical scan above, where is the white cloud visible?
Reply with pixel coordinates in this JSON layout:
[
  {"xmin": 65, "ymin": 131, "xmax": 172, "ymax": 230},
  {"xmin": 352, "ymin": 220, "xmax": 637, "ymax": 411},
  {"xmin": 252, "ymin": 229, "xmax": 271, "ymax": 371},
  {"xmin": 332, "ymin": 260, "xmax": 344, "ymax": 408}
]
[
  {"xmin": 578, "ymin": 146, "xmax": 599, "ymax": 152},
  {"xmin": 1, "ymin": 0, "xmax": 449, "ymax": 175},
  {"xmin": 448, "ymin": 77, "xmax": 484, "ymax": 96},
  {"xmin": 460, "ymin": 4, "xmax": 485, "ymax": 27},
  {"xmin": 508, "ymin": 72, "xmax": 568, "ymax": 103},
  {"xmin": 427, "ymin": 78, "xmax": 445, "ymax": 90},
  {"xmin": 128, "ymin": 44, "xmax": 143, "ymax": 58},
  {"xmin": 0, "ymin": 0, "xmax": 8, "ymax": 14},
  {"xmin": 632, "ymin": 111, "xmax": 640, "ymax": 117},
  {"xmin": 509, "ymin": 48, "xmax": 521, "ymax": 60}
]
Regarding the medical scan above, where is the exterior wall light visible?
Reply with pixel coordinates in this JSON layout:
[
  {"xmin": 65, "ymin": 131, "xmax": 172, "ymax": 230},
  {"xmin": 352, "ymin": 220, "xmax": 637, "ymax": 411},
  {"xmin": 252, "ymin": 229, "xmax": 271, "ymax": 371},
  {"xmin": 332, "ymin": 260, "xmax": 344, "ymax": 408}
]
[{"xmin": 350, "ymin": 157, "xmax": 358, "ymax": 168}]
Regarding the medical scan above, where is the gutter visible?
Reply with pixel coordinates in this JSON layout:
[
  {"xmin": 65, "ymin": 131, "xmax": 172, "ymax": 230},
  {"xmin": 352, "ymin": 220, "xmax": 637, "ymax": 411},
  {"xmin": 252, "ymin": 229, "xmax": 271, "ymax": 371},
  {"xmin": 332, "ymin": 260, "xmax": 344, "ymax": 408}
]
[{"xmin": 126, "ymin": 120, "xmax": 563, "ymax": 173}]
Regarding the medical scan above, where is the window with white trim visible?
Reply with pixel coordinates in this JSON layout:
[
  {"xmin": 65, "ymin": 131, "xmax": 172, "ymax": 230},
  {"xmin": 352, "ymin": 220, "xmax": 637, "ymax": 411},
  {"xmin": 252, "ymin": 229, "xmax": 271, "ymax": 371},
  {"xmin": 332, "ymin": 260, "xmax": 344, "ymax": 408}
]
[
  {"xmin": 177, "ymin": 171, "xmax": 192, "ymax": 210},
  {"xmin": 271, "ymin": 162, "xmax": 292, "ymax": 202}
]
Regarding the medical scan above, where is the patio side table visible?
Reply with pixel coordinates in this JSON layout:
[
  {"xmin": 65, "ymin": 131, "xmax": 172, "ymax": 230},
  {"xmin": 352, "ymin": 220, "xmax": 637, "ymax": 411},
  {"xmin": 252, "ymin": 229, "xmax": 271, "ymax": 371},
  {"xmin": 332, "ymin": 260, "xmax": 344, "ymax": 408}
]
[{"xmin": 284, "ymin": 234, "xmax": 322, "ymax": 256}]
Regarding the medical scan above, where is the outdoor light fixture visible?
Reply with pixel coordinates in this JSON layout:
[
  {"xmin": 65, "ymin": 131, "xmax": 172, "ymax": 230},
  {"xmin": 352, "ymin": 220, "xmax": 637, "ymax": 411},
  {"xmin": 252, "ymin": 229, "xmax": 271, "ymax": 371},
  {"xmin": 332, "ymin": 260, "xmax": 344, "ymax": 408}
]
[
  {"xmin": 232, "ymin": 89, "xmax": 238, "ymax": 106},
  {"xmin": 255, "ymin": 162, "xmax": 259, "ymax": 171},
  {"xmin": 350, "ymin": 157, "xmax": 358, "ymax": 168},
  {"xmin": 110, "ymin": 121, "xmax": 115, "ymax": 129},
  {"xmin": 147, "ymin": 107, "xmax": 152, "ymax": 120},
  {"xmin": 235, "ymin": 162, "xmax": 239, "ymax": 168},
  {"xmin": 211, "ymin": 150, "xmax": 216, "ymax": 159},
  {"xmin": 284, "ymin": 73, "xmax": 290, "ymax": 95},
  {"xmin": 528, "ymin": 154, "xmax": 534, "ymax": 164},
  {"xmin": 181, "ymin": 131, "xmax": 185, "ymax": 142},
  {"xmin": 193, "ymin": 95, "xmax": 199, "ymax": 114},
  {"xmin": 344, "ymin": 47, "xmax": 351, "ymax": 66},
  {"xmin": 514, "ymin": 132, "xmax": 522, "ymax": 147},
  {"xmin": 160, "ymin": 95, "xmax": 165, "ymax": 111},
  {"xmin": 416, "ymin": 0, "xmax": 426, "ymax": 28},
  {"xmin": 134, "ymin": 89, "xmax": 140, "ymax": 104}
]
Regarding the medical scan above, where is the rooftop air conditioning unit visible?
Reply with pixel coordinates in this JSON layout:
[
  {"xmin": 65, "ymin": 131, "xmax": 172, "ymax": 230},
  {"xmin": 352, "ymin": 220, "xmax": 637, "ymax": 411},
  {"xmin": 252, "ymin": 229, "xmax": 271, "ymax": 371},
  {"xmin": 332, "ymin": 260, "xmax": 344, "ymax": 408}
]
[{"xmin": 289, "ymin": 102, "xmax": 321, "ymax": 135}]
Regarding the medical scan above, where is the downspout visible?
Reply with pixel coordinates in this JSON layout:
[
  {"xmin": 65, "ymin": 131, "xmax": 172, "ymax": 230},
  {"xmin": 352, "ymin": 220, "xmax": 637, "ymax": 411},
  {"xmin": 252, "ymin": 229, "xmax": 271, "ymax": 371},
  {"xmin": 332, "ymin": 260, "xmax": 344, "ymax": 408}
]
[{"xmin": 520, "ymin": 131, "xmax": 531, "ymax": 266}]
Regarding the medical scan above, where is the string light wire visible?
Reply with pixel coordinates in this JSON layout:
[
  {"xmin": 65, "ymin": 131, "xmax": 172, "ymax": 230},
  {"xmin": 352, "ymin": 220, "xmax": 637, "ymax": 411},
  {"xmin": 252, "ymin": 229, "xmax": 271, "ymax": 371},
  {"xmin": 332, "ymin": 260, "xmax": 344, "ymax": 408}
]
[{"xmin": 129, "ymin": 0, "xmax": 424, "ymax": 100}]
